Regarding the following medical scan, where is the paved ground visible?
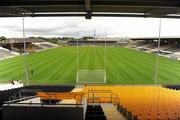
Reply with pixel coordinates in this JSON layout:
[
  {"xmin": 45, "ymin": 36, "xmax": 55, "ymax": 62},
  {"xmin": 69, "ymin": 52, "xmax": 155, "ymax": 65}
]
[{"xmin": 101, "ymin": 103, "xmax": 126, "ymax": 120}]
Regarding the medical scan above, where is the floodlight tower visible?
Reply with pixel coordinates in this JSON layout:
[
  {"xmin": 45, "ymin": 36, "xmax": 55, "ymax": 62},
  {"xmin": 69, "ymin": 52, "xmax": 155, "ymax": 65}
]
[
  {"xmin": 154, "ymin": 18, "xmax": 162, "ymax": 84},
  {"xmin": 94, "ymin": 29, "xmax": 96, "ymax": 39},
  {"xmin": 104, "ymin": 32, "xmax": 107, "ymax": 83},
  {"xmin": 76, "ymin": 32, "xmax": 79, "ymax": 72},
  {"xmin": 22, "ymin": 18, "xmax": 29, "ymax": 85},
  {"xmin": 10, "ymin": 40, "xmax": 14, "ymax": 52}
]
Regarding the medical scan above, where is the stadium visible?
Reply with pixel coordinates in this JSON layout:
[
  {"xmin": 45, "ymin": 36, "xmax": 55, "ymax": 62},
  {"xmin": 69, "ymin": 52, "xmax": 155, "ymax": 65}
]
[{"xmin": 1, "ymin": 0, "xmax": 180, "ymax": 120}]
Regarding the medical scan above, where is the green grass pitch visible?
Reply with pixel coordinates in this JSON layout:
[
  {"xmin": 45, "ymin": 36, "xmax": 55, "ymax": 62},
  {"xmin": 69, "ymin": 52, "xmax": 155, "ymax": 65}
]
[{"xmin": 0, "ymin": 46, "xmax": 180, "ymax": 84}]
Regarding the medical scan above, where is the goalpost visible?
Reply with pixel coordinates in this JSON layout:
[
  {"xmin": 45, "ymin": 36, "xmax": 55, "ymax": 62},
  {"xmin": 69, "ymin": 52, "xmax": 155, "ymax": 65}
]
[
  {"xmin": 76, "ymin": 31, "xmax": 107, "ymax": 84},
  {"xmin": 76, "ymin": 70, "xmax": 106, "ymax": 84}
]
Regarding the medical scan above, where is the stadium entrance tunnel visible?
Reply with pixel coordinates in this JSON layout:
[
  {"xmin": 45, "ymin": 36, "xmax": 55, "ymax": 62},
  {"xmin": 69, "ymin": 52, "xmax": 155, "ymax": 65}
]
[{"xmin": 1, "ymin": 85, "xmax": 180, "ymax": 120}]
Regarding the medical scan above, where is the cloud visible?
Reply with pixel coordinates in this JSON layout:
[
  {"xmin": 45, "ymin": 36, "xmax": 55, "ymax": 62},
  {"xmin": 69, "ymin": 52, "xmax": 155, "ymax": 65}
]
[{"xmin": 0, "ymin": 17, "xmax": 180, "ymax": 38}]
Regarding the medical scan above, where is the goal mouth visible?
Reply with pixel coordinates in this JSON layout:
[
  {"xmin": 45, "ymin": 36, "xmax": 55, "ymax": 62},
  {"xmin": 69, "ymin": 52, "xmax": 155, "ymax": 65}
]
[{"xmin": 76, "ymin": 70, "xmax": 106, "ymax": 84}]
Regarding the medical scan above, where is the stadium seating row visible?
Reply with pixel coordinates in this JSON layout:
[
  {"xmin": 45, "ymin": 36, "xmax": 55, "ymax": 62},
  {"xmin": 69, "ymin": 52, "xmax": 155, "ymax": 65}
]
[
  {"xmin": 165, "ymin": 85, "xmax": 180, "ymax": 90},
  {"xmin": 84, "ymin": 86, "xmax": 180, "ymax": 120}
]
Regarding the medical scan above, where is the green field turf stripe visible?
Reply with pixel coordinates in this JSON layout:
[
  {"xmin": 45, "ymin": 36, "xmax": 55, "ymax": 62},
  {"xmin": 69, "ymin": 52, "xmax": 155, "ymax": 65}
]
[
  {"xmin": 0, "ymin": 49, "xmax": 56, "ymax": 73},
  {"xmin": 95, "ymin": 47, "xmax": 105, "ymax": 69},
  {"xmin": 112, "ymin": 48, "xmax": 155, "ymax": 77},
  {"xmin": 1, "ymin": 47, "xmax": 180, "ymax": 84},
  {"xmin": 122, "ymin": 48, "xmax": 180, "ymax": 83},
  {"xmin": 0, "ymin": 47, "xmax": 73, "ymax": 83},
  {"xmin": 78, "ymin": 47, "xmax": 89, "ymax": 70},
  {"xmin": 109, "ymin": 48, "xmax": 154, "ymax": 83},
  {"xmin": 83, "ymin": 47, "xmax": 91, "ymax": 70},
  {"xmin": 49, "ymin": 49, "xmax": 76, "ymax": 82},
  {"xmin": 107, "ymin": 49, "xmax": 141, "ymax": 83},
  {"xmin": 0, "ymin": 48, "xmax": 66, "ymax": 81},
  {"xmin": 30, "ymin": 47, "xmax": 76, "ymax": 83},
  {"xmin": 0, "ymin": 49, "xmax": 50, "ymax": 68}
]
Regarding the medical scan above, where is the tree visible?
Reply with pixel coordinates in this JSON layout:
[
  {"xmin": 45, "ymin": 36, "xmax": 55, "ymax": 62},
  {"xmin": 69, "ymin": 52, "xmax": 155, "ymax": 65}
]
[
  {"xmin": 81, "ymin": 36, "xmax": 94, "ymax": 40},
  {"xmin": 0, "ymin": 36, "xmax": 7, "ymax": 44}
]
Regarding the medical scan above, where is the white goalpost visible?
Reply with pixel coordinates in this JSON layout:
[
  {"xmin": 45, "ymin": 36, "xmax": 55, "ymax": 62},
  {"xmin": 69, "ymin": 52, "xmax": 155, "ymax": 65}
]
[
  {"xmin": 76, "ymin": 31, "xmax": 107, "ymax": 84},
  {"xmin": 76, "ymin": 70, "xmax": 106, "ymax": 84}
]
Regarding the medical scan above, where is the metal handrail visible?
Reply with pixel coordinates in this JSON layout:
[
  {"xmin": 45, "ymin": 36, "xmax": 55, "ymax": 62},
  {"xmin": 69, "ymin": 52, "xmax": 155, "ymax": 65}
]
[
  {"xmin": 36, "ymin": 90, "xmax": 121, "ymax": 106},
  {"xmin": 85, "ymin": 90, "xmax": 121, "ymax": 105},
  {"xmin": 6, "ymin": 96, "xmax": 37, "ymax": 104},
  {"xmin": 8, "ymin": 91, "xmax": 22, "ymax": 101},
  {"xmin": 8, "ymin": 96, "xmax": 15, "ymax": 101},
  {"xmin": 87, "ymin": 97, "xmax": 101, "ymax": 105},
  {"xmin": 3, "ymin": 102, "xmax": 84, "ymax": 107}
]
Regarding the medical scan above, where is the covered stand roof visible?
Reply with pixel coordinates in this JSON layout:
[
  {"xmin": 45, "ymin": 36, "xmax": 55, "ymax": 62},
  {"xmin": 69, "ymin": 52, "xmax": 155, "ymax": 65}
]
[
  {"xmin": 131, "ymin": 37, "xmax": 180, "ymax": 41},
  {"xmin": 1, "ymin": 0, "xmax": 180, "ymax": 19}
]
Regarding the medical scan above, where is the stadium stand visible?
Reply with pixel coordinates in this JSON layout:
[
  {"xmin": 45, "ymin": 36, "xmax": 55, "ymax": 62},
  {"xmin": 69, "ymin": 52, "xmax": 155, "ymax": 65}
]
[
  {"xmin": 1, "ymin": 85, "xmax": 180, "ymax": 120},
  {"xmin": 31, "ymin": 44, "xmax": 44, "ymax": 50},
  {"xmin": 129, "ymin": 39, "xmax": 180, "ymax": 53},
  {"xmin": 129, "ymin": 41, "xmax": 169, "ymax": 51},
  {"xmin": 33, "ymin": 42, "xmax": 58, "ymax": 50},
  {"xmin": 41, "ymin": 43, "xmax": 55, "ymax": 48},
  {"xmin": 127, "ymin": 40, "xmax": 180, "ymax": 60},
  {"xmin": 164, "ymin": 45, "xmax": 180, "ymax": 53},
  {"xmin": 84, "ymin": 86, "xmax": 180, "ymax": 120},
  {"xmin": 165, "ymin": 85, "xmax": 180, "ymax": 90},
  {"xmin": 8, "ymin": 38, "xmax": 46, "ymax": 43},
  {"xmin": 67, "ymin": 40, "xmax": 118, "ymax": 46},
  {"xmin": 0, "ymin": 47, "xmax": 16, "ymax": 60},
  {"xmin": 1, "ymin": 38, "xmax": 58, "ymax": 53}
]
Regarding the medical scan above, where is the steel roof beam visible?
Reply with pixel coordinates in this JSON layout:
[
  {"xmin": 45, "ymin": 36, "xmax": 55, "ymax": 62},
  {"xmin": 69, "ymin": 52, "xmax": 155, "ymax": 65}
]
[
  {"xmin": 85, "ymin": 0, "xmax": 91, "ymax": 19},
  {"xmin": 1, "ymin": 13, "xmax": 180, "ymax": 19},
  {"xmin": 148, "ymin": 8, "xmax": 180, "ymax": 16},
  {"xmin": 0, "ymin": 0, "xmax": 178, "ymax": 8},
  {"xmin": 0, "ymin": 7, "xmax": 33, "ymax": 16},
  {"xmin": 0, "ymin": 0, "xmax": 180, "ymax": 18},
  {"xmin": 85, "ymin": 0, "xmax": 91, "ymax": 11}
]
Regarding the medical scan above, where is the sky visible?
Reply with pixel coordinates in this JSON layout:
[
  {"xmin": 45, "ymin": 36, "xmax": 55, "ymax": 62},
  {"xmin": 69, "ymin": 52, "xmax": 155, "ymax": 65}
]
[{"xmin": 0, "ymin": 17, "xmax": 180, "ymax": 38}]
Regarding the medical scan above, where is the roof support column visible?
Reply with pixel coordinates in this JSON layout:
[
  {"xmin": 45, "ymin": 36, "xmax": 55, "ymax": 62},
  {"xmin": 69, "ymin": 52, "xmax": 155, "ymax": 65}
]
[{"xmin": 85, "ymin": 0, "xmax": 91, "ymax": 19}]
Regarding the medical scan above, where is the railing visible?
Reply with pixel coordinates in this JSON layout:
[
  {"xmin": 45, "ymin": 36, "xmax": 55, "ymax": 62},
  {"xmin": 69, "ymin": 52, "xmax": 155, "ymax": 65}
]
[
  {"xmin": 36, "ymin": 89, "xmax": 121, "ymax": 105},
  {"xmin": 85, "ymin": 90, "xmax": 120, "ymax": 105},
  {"xmin": 37, "ymin": 91, "xmax": 84, "ymax": 104},
  {"xmin": 9, "ymin": 91, "xmax": 22, "ymax": 101},
  {"xmin": 6, "ymin": 96, "xmax": 37, "ymax": 104},
  {"xmin": 87, "ymin": 97, "xmax": 101, "ymax": 105},
  {"xmin": 8, "ymin": 89, "xmax": 42, "ymax": 101}
]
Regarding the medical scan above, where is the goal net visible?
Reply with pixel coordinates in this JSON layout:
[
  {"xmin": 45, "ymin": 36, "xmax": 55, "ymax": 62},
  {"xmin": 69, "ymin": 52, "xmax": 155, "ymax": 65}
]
[{"xmin": 76, "ymin": 70, "xmax": 106, "ymax": 84}]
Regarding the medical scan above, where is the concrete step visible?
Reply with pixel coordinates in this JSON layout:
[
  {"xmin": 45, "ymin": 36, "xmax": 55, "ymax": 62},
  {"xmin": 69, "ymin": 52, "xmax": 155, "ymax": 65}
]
[{"xmin": 101, "ymin": 103, "xmax": 126, "ymax": 120}]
